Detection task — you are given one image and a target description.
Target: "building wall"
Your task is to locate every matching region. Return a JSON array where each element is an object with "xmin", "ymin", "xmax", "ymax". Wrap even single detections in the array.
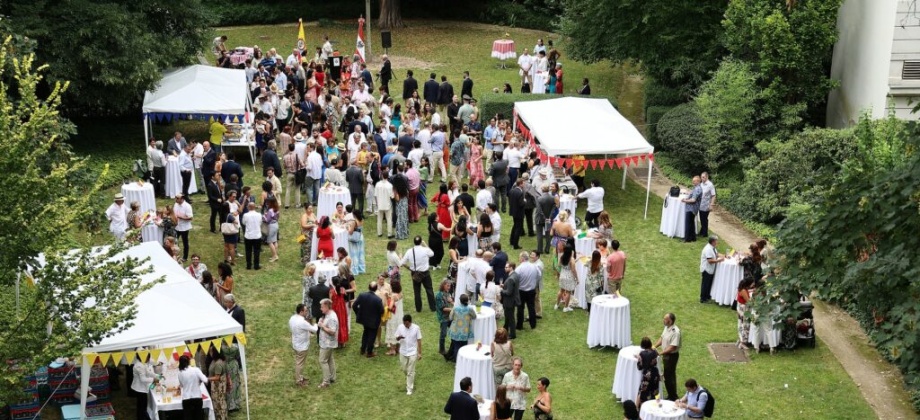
[
  {"xmin": 888, "ymin": 0, "xmax": 920, "ymax": 120},
  {"xmin": 827, "ymin": 0, "xmax": 898, "ymax": 128}
]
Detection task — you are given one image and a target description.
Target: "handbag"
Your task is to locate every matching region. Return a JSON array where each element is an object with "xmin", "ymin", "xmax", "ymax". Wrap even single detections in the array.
[
  {"xmin": 296, "ymin": 234, "xmax": 307, "ymax": 244},
  {"xmin": 410, "ymin": 248, "xmax": 425, "ymax": 283},
  {"xmin": 294, "ymin": 155, "xmax": 307, "ymax": 185},
  {"xmin": 260, "ymin": 221, "xmax": 269, "ymax": 238},
  {"xmin": 220, "ymin": 215, "xmax": 238, "ymax": 235}
]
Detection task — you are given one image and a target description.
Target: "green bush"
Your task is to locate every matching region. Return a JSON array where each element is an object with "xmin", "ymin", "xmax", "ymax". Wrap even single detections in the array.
[
  {"xmin": 694, "ymin": 59, "xmax": 759, "ymax": 176},
  {"xmin": 655, "ymin": 103, "xmax": 707, "ymax": 175},
  {"xmin": 479, "ymin": 93, "xmax": 618, "ymax": 124},
  {"xmin": 645, "ymin": 105, "xmax": 674, "ymax": 148},
  {"xmin": 643, "ymin": 77, "xmax": 685, "ymax": 115}
]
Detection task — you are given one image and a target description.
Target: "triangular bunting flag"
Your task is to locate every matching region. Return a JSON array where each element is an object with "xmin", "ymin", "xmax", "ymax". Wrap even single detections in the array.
[
  {"xmin": 151, "ymin": 348, "xmax": 163, "ymax": 362},
  {"xmin": 125, "ymin": 351, "xmax": 137, "ymax": 365},
  {"xmin": 631, "ymin": 156, "xmax": 640, "ymax": 165},
  {"xmin": 608, "ymin": 159, "xmax": 617, "ymax": 169},
  {"xmin": 648, "ymin": 153, "xmax": 655, "ymax": 161},
  {"xmin": 98, "ymin": 353, "xmax": 111, "ymax": 366},
  {"xmin": 111, "ymin": 352, "xmax": 124, "ymax": 365},
  {"xmin": 223, "ymin": 335, "xmax": 234, "ymax": 346},
  {"xmin": 137, "ymin": 350, "xmax": 150, "ymax": 363},
  {"xmin": 85, "ymin": 353, "xmax": 98, "ymax": 364},
  {"xmin": 188, "ymin": 343, "xmax": 200, "ymax": 356},
  {"xmin": 235, "ymin": 332, "xmax": 248, "ymax": 346},
  {"xmin": 564, "ymin": 158, "xmax": 573, "ymax": 167},
  {"xmin": 640, "ymin": 155, "xmax": 646, "ymax": 162},
  {"xmin": 212, "ymin": 338, "xmax": 223, "ymax": 352},
  {"xmin": 200, "ymin": 340, "xmax": 212, "ymax": 354},
  {"xmin": 590, "ymin": 160, "xmax": 598, "ymax": 170},
  {"xmin": 615, "ymin": 159, "xmax": 623, "ymax": 169}
]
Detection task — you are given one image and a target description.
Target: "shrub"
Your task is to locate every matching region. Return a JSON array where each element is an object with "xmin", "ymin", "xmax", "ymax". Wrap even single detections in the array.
[
  {"xmin": 694, "ymin": 59, "xmax": 759, "ymax": 176},
  {"xmin": 478, "ymin": 93, "xmax": 618, "ymax": 125},
  {"xmin": 655, "ymin": 103, "xmax": 707, "ymax": 175},
  {"xmin": 643, "ymin": 78, "xmax": 685, "ymax": 115},
  {"xmin": 645, "ymin": 105, "xmax": 674, "ymax": 148}
]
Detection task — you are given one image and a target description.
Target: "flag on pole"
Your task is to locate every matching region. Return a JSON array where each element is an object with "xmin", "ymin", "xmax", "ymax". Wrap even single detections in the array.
[
  {"xmin": 296, "ymin": 18, "xmax": 306, "ymax": 61},
  {"xmin": 356, "ymin": 15, "xmax": 366, "ymax": 63}
]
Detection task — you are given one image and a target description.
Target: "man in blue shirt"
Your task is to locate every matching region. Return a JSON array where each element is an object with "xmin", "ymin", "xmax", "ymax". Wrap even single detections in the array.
[
  {"xmin": 514, "ymin": 252, "xmax": 541, "ymax": 331},
  {"xmin": 429, "ymin": 125, "xmax": 447, "ymax": 182},
  {"xmin": 677, "ymin": 378, "xmax": 708, "ymax": 419},
  {"xmin": 482, "ymin": 118, "xmax": 497, "ymax": 172},
  {"xmin": 681, "ymin": 176, "xmax": 702, "ymax": 242}
]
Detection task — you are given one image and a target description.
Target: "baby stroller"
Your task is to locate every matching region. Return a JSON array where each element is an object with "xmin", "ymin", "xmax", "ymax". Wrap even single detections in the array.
[{"xmin": 782, "ymin": 297, "xmax": 816, "ymax": 349}]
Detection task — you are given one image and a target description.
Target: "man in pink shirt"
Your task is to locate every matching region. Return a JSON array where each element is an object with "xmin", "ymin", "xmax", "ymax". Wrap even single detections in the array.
[
  {"xmin": 405, "ymin": 160, "xmax": 421, "ymax": 223},
  {"xmin": 605, "ymin": 240, "xmax": 626, "ymax": 293}
]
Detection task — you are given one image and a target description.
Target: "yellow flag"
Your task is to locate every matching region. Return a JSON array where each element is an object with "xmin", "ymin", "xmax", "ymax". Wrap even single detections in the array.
[
  {"xmin": 200, "ymin": 340, "xmax": 212, "ymax": 354},
  {"xmin": 84, "ymin": 353, "xmax": 98, "ymax": 364},
  {"xmin": 296, "ymin": 18, "xmax": 306, "ymax": 52},
  {"xmin": 223, "ymin": 335, "xmax": 234, "ymax": 346},
  {"xmin": 98, "ymin": 353, "xmax": 111, "ymax": 367},
  {"xmin": 188, "ymin": 343, "xmax": 200, "ymax": 356},
  {"xmin": 151, "ymin": 348, "xmax": 164, "ymax": 363},
  {"xmin": 111, "ymin": 352, "xmax": 124, "ymax": 365},
  {"xmin": 137, "ymin": 350, "xmax": 150, "ymax": 362},
  {"xmin": 125, "ymin": 351, "xmax": 137, "ymax": 364},
  {"xmin": 212, "ymin": 338, "xmax": 223, "ymax": 352},
  {"xmin": 235, "ymin": 333, "xmax": 247, "ymax": 346}
]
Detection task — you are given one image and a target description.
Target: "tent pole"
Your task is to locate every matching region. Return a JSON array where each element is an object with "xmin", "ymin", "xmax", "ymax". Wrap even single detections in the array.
[
  {"xmin": 621, "ymin": 154, "xmax": 628, "ymax": 190},
  {"xmin": 644, "ymin": 158, "xmax": 653, "ymax": 219},
  {"xmin": 80, "ymin": 353, "xmax": 90, "ymax": 420},
  {"xmin": 143, "ymin": 115, "xmax": 150, "ymax": 147},
  {"xmin": 240, "ymin": 343, "xmax": 252, "ymax": 420}
]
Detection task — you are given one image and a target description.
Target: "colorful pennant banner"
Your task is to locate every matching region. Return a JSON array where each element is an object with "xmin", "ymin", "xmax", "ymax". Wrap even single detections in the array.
[
  {"xmin": 83, "ymin": 333, "xmax": 246, "ymax": 365},
  {"xmin": 514, "ymin": 119, "xmax": 654, "ymax": 170}
]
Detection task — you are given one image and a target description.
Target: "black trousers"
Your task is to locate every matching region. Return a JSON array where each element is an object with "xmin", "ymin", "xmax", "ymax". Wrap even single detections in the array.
[
  {"xmin": 361, "ymin": 326, "xmax": 378, "ymax": 354},
  {"xmin": 572, "ymin": 175, "xmax": 585, "ymax": 192},
  {"xmin": 700, "ymin": 271, "xmax": 714, "ymax": 303},
  {"xmin": 516, "ymin": 289, "xmax": 537, "ymax": 330},
  {"xmin": 445, "ymin": 339, "xmax": 466, "ymax": 362},
  {"xmin": 350, "ymin": 192, "xmax": 365, "ymax": 213},
  {"xmin": 662, "ymin": 353, "xmax": 680, "ymax": 401},
  {"xmin": 136, "ymin": 391, "xmax": 149, "ymax": 420},
  {"xmin": 245, "ymin": 238, "xmax": 262, "ymax": 269},
  {"xmin": 503, "ymin": 303, "xmax": 517, "ymax": 339},
  {"xmin": 507, "ymin": 168, "xmax": 519, "ymax": 195},
  {"xmin": 152, "ymin": 166, "xmax": 166, "ymax": 197},
  {"xmin": 412, "ymin": 270, "xmax": 437, "ymax": 312},
  {"xmin": 536, "ymin": 223, "xmax": 551, "ymax": 254},
  {"xmin": 209, "ymin": 206, "xmax": 221, "ymax": 232},
  {"xmin": 176, "ymin": 230, "xmax": 190, "ymax": 260},
  {"xmin": 684, "ymin": 211, "xmax": 697, "ymax": 242},
  {"xmin": 181, "ymin": 170, "xmax": 192, "ymax": 199},
  {"xmin": 182, "ymin": 397, "xmax": 204, "ymax": 420},
  {"xmin": 524, "ymin": 208, "xmax": 535, "ymax": 235},
  {"xmin": 585, "ymin": 210, "xmax": 601, "ymax": 228},
  {"xmin": 495, "ymin": 186, "xmax": 508, "ymax": 212},
  {"xmin": 510, "ymin": 215, "xmax": 524, "ymax": 247},
  {"xmin": 698, "ymin": 210, "xmax": 710, "ymax": 237}
]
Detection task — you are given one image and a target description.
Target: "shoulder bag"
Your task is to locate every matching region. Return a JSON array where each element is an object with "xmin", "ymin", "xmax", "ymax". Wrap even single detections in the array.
[{"xmin": 220, "ymin": 214, "xmax": 239, "ymax": 235}]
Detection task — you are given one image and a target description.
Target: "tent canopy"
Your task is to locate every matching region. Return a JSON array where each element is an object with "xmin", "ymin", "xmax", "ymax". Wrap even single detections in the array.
[
  {"xmin": 142, "ymin": 65, "xmax": 249, "ymax": 119},
  {"xmin": 514, "ymin": 97, "xmax": 654, "ymax": 156}
]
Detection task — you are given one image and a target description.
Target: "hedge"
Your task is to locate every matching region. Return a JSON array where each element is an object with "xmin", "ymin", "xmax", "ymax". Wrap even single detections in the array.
[
  {"xmin": 655, "ymin": 103, "xmax": 708, "ymax": 175},
  {"xmin": 644, "ymin": 105, "xmax": 674, "ymax": 148},
  {"xmin": 478, "ymin": 93, "xmax": 619, "ymax": 124}
]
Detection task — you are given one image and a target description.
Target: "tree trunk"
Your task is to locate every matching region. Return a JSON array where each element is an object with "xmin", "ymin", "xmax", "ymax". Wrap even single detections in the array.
[{"xmin": 379, "ymin": 0, "xmax": 405, "ymax": 29}]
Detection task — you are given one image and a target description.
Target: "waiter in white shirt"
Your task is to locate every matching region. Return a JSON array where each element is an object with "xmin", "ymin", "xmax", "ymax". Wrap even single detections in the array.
[
  {"xmin": 576, "ymin": 179, "xmax": 605, "ymax": 228},
  {"xmin": 105, "ymin": 193, "xmax": 129, "ymax": 242},
  {"xmin": 290, "ymin": 303, "xmax": 319, "ymax": 386},
  {"xmin": 401, "ymin": 236, "xmax": 436, "ymax": 312}
]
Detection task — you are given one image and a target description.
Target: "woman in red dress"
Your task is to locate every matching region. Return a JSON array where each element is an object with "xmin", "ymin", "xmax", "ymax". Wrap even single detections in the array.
[
  {"xmin": 315, "ymin": 216, "xmax": 335, "ymax": 259},
  {"xmin": 434, "ymin": 183, "xmax": 453, "ymax": 240},
  {"xmin": 330, "ymin": 276, "xmax": 350, "ymax": 346},
  {"xmin": 554, "ymin": 63, "xmax": 564, "ymax": 94}
]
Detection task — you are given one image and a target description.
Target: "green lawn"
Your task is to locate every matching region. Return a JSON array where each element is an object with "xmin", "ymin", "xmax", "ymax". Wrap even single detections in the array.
[{"xmin": 64, "ymin": 21, "xmax": 874, "ymax": 420}]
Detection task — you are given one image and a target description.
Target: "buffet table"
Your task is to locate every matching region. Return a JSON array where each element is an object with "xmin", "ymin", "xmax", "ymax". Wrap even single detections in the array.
[{"xmin": 148, "ymin": 383, "xmax": 215, "ymax": 420}]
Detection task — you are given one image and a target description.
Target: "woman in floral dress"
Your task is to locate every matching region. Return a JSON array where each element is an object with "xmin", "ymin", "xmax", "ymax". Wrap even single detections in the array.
[
  {"xmin": 394, "ymin": 185, "xmax": 410, "ymax": 240},
  {"xmin": 555, "ymin": 239, "xmax": 578, "ymax": 312},
  {"xmin": 347, "ymin": 211, "xmax": 366, "ymax": 275},
  {"xmin": 445, "ymin": 293, "xmax": 477, "ymax": 362},
  {"xmin": 302, "ymin": 263, "xmax": 318, "ymax": 319},
  {"xmin": 223, "ymin": 346, "xmax": 242, "ymax": 411},
  {"xmin": 300, "ymin": 204, "xmax": 317, "ymax": 265},
  {"xmin": 585, "ymin": 250, "xmax": 604, "ymax": 312},
  {"xmin": 386, "ymin": 241, "xmax": 402, "ymax": 284},
  {"xmin": 469, "ymin": 138, "xmax": 484, "ymax": 186},
  {"xmin": 207, "ymin": 349, "xmax": 228, "ymax": 420}
]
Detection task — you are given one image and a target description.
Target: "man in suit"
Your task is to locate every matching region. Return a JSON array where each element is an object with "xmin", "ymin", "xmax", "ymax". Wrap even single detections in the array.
[
  {"xmin": 461, "ymin": 71, "xmax": 474, "ymax": 99},
  {"xmin": 508, "ymin": 179, "xmax": 526, "ymax": 250},
  {"xmin": 206, "ymin": 172, "xmax": 223, "ymax": 233},
  {"xmin": 224, "ymin": 294, "xmax": 246, "ymax": 332},
  {"xmin": 444, "ymin": 377, "xmax": 479, "ymax": 420},
  {"xmin": 489, "ymin": 152, "xmax": 509, "ymax": 212},
  {"xmin": 201, "ymin": 141, "xmax": 217, "ymax": 182},
  {"xmin": 345, "ymin": 161, "xmax": 365, "ymax": 213},
  {"xmin": 379, "ymin": 54, "xmax": 392, "ymax": 94},
  {"xmin": 535, "ymin": 185, "xmax": 557, "ymax": 254},
  {"xmin": 438, "ymin": 76, "xmax": 454, "ymax": 113},
  {"xmin": 220, "ymin": 151, "xmax": 244, "ymax": 186},
  {"xmin": 261, "ymin": 140, "xmax": 282, "ymax": 178},
  {"xmin": 501, "ymin": 263, "xmax": 521, "ymax": 339},
  {"xmin": 353, "ymin": 281, "xmax": 384, "ymax": 357},
  {"xmin": 402, "ymin": 70, "xmax": 418, "ymax": 101},
  {"xmin": 423, "ymin": 72, "xmax": 439, "ymax": 105},
  {"xmin": 490, "ymin": 242, "xmax": 509, "ymax": 284}
]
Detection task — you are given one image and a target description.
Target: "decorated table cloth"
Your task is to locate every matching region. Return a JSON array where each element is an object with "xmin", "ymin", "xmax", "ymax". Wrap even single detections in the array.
[
  {"xmin": 491, "ymin": 40, "xmax": 517, "ymax": 60},
  {"xmin": 148, "ymin": 383, "xmax": 215, "ymax": 420},
  {"xmin": 317, "ymin": 186, "xmax": 352, "ymax": 218},
  {"xmin": 311, "ymin": 259, "xmax": 340, "ymax": 286},
  {"xmin": 121, "ymin": 182, "xmax": 161, "ymax": 243},
  {"xmin": 640, "ymin": 399, "xmax": 688, "ymax": 420},
  {"xmin": 310, "ymin": 224, "xmax": 348, "ymax": 261},
  {"xmin": 586, "ymin": 295, "xmax": 632, "ymax": 348},
  {"xmin": 469, "ymin": 306, "xmax": 497, "ymax": 347},
  {"xmin": 453, "ymin": 344, "xmax": 496, "ymax": 400},
  {"xmin": 659, "ymin": 195, "xmax": 687, "ymax": 238},
  {"xmin": 575, "ymin": 257, "xmax": 608, "ymax": 310},
  {"xmin": 611, "ymin": 345, "xmax": 642, "ymax": 402},
  {"xmin": 710, "ymin": 257, "xmax": 744, "ymax": 306},
  {"xmin": 165, "ymin": 156, "xmax": 199, "ymax": 198}
]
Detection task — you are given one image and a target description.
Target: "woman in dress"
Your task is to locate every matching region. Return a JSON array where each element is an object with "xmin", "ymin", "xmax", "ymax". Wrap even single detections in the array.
[
  {"xmin": 532, "ymin": 377, "xmax": 553, "ymax": 420},
  {"xmin": 374, "ymin": 271, "xmax": 394, "ymax": 349},
  {"xmin": 347, "ymin": 211, "xmax": 366, "ymax": 275},
  {"xmin": 263, "ymin": 196, "xmax": 281, "ymax": 262},
  {"xmin": 177, "ymin": 355, "xmax": 208, "ymax": 420},
  {"xmin": 386, "ymin": 240, "xmax": 402, "ymax": 284},
  {"xmin": 428, "ymin": 213, "xmax": 450, "ymax": 270},
  {"xmin": 220, "ymin": 201, "xmax": 239, "ymax": 265},
  {"xmin": 315, "ymin": 216, "xmax": 335, "ymax": 259},
  {"xmin": 434, "ymin": 183, "xmax": 453, "ymax": 240},
  {"xmin": 447, "ymin": 237, "xmax": 462, "ymax": 284},
  {"xmin": 330, "ymin": 275, "xmax": 350, "ymax": 346},
  {"xmin": 491, "ymin": 328, "xmax": 514, "ymax": 388},
  {"xmin": 391, "ymin": 103, "xmax": 403, "ymax": 133},
  {"xmin": 300, "ymin": 204, "xmax": 317, "ymax": 265},
  {"xmin": 477, "ymin": 213, "xmax": 494, "ymax": 252},
  {"xmin": 453, "ymin": 214, "xmax": 474, "ymax": 259},
  {"xmin": 635, "ymin": 336, "xmax": 660, "ymax": 409},
  {"xmin": 585, "ymin": 250, "xmax": 604, "ymax": 312},
  {"xmin": 550, "ymin": 210, "xmax": 575, "ymax": 258},
  {"xmin": 469, "ymin": 137, "xmax": 484, "ymax": 186},
  {"xmin": 481, "ymin": 271, "xmax": 502, "ymax": 308},
  {"xmin": 160, "ymin": 204, "xmax": 178, "ymax": 244},
  {"xmin": 554, "ymin": 63, "xmax": 564, "ymax": 94},
  {"xmin": 555, "ymin": 238, "xmax": 578, "ymax": 312},
  {"xmin": 302, "ymin": 263, "xmax": 318, "ymax": 319},
  {"xmin": 200, "ymin": 270, "xmax": 217, "ymax": 302},
  {"xmin": 591, "ymin": 210, "xmax": 614, "ymax": 242},
  {"xmin": 447, "ymin": 179, "xmax": 461, "ymax": 203},
  {"xmin": 215, "ymin": 262, "xmax": 234, "ymax": 304},
  {"xmin": 385, "ymin": 279, "xmax": 405, "ymax": 356},
  {"xmin": 492, "ymin": 385, "xmax": 513, "ymax": 420},
  {"xmin": 737, "ymin": 277, "xmax": 754, "ymax": 350},
  {"xmin": 418, "ymin": 157, "xmax": 431, "ymax": 217},
  {"xmin": 394, "ymin": 173, "xmax": 410, "ymax": 240},
  {"xmin": 444, "ymin": 293, "xmax": 477, "ymax": 362},
  {"xmin": 207, "ymin": 350, "xmax": 228, "ymax": 420},
  {"xmin": 742, "ymin": 243, "xmax": 765, "ymax": 287},
  {"xmin": 126, "ymin": 201, "xmax": 142, "ymax": 243},
  {"xmin": 222, "ymin": 345, "xmax": 241, "ymax": 411}
]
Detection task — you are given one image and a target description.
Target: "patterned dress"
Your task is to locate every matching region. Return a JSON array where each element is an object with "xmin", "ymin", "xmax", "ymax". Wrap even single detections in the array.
[
  {"xmin": 469, "ymin": 144, "xmax": 484, "ymax": 186},
  {"xmin": 300, "ymin": 215, "xmax": 316, "ymax": 265},
  {"xmin": 209, "ymin": 359, "xmax": 228, "ymax": 420},
  {"xmin": 395, "ymin": 197, "xmax": 409, "ymax": 239},
  {"xmin": 585, "ymin": 267, "xmax": 604, "ymax": 303},
  {"xmin": 349, "ymin": 222, "xmax": 366, "ymax": 275},
  {"xmin": 449, "ymin": 305, "xmax": 476, "ymax": 342},
  {"xmin": 302, "ymin": 274, "xmax": 318, "ymax": 320},
  {"xmin": 559, "ymin": 262, "xmax": 577, "ymax": 292},
  {"xmin": 223, "ymin": 346, "xmax": 242, "ymax": 411}
]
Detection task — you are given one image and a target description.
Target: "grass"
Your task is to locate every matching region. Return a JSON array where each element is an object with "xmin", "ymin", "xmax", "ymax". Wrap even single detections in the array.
[{"xmin": 59, "ymin": 21, "xmax": 873, "ymax": 420}]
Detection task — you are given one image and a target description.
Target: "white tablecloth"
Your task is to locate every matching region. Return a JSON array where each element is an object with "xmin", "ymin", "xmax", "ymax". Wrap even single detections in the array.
[
  {"xmin": 164, "ymin": 157, "xmax": 199, "ymax": 198},
  {"xmin": 659, "ymin": 195, "xmax": 687, "ymax": 238},
  {"xmin": 454, "ymin": 344, "xmax": 495, "ymax": 400},
  {"xmin": 469, "ymin": 306, "xmax": 496, "ymax": 347},
  {"xmin": 468, "ymin": 224, "xmax": 479, "ymax": 256},
  {"xmin": 310, "ymin": 225, "xmax": 348, "ymax": 261},
  {"xmin": 611, "ymin": 345, "xmax": 642, "ymax": 401},
  {"xmin": 317, "ymin": 186, "xmax": 351, "ymax": 218},
  {"xmin": 121, "ymin": 183, "xmax": 161, "ymax": 243},
  {"xmin": 587, "ymin": 295, "xmax": 632, "ymax": 348},
  {"xmin": 575, "ymin": 233, "xmax": 596, "ymax": 257},
  {"xmin": 640, "ymin": 400, "xmax": 688, "ymax": 420},
  {"xmin": 310, "ymin": 259, "xmax": 340, "ymax": 286},
  {"xmin": 711, "ymin": 258, "xmax": 744, "ymax": 306},
  {"xmin": 477, "ymin": 399, "xmax": 493, "ymax": 420},
  {"xmin": 574, "ymin": 258, "xmax": 608, "ymax": 310},
  {"xmin": 559, "ymin": 195, "xmax": 577, "ymax": 227},
  {"xmin": 148, "ymin": 383, "xmax": 215, "ymax": 420},
  {"xmin": 750, "ymin": 308, "xmax": 782, "ymax": 350}
]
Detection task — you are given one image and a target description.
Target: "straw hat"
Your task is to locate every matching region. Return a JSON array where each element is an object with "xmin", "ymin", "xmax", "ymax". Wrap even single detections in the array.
[{"xmin": 114, "ymin": 193, "xmax": 125, "ymax": 201}]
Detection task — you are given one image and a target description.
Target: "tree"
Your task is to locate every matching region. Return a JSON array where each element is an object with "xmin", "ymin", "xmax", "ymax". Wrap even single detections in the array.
[
  {"xmin": 379, "ymin": 0, "xmax": 405, "ymax": 29},
  {"xmin": 0, "ymin": 35, "xmax": 155, "ymax": 402},
  {"xmin": 2, "ymin": 0, "xmax": 213, "ymax": 116},
  {"xmin": 561, "ymin": 0, "xmax": 727, "ymax": 96},
  {"xmin": 695, "ymin": 59, "xmax": 761, "ymax": 176}
]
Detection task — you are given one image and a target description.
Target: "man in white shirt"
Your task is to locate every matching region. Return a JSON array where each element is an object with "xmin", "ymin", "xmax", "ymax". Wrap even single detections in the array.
[
  {"xmin": 178, "ymin": 144, "xmax": 195, "ymax": 202},
  {"xmin": 241, "ymin": 202, "xmax": 263, "ymax": 270},
  {"xmin": 375, "ymin": 171, "xmax": 395, "ymax": 238},
  {"xmin": 286, "ymin": 48, "xmax": 300, "ymax": 67},
  {"xmin": 401, "ymin": 236, "xmax": 436, "ymax": 312},
  {"xmin": 503, "ymin": 144, "xmax": 523, "ymax": 194},
  {"xmin": 147, "ymin": 139, "xmax": 167, "ymax": 197},
  {"xmin": 475, "ymin": 180, "xmax": 493, "ymax": 217},
  {"xmin": 317, "ymin": 298, "xmax": 339, "ymax": 387},
  {"xmin": 698, "ymin": 172, "xmax": 717, "ymax": 237},
  {"xmin": 576, "ymin": 179, "xmax": 605, "ymax": 228},
  {"xmin": 408, "ymin": 140, "xmax": 425, "ymax": 169},
  {"xmin": 347, "ymin": 127, "xmax": 366, "ymax": 164},
  {"xmin": 305, "ymin": 143, "xmax": 324, "ymax": 205},
  {"xmin": 395, "ymin": 314, "xmax": 423, "ymax": 395},
  {"xmin": 487, "ymin": 203, "xmax": 502, "ymax": 244},
  {"xmin": 416, "ymin": 123, "xmax": 432, "ymax": 158},
  {"xmin": 517, "ymin": 49, "xmax": 533, "ymax": 87},
  {"xmin": 321, "ymin": 35, "xmax": 334, "ymax": 60},
  {"xmin": 699, "ymin": 235, "xmax": 723, "ymax": 304},
  {"xmin": 173, "ymin": 193, "xmax": 193, "ymax": 261},
  {"xmin": 105, "ymin": 193, "xmax": 129, "ymax": 242},
  {"xmin": 290, "ymin": 303, "xmax": 319, "ymax": 387}
]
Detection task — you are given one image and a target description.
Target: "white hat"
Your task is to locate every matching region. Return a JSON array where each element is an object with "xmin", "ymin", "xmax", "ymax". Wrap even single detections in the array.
[
  {"xmin": 539, "ymin": 167, "xmax": 550, "ymax": 177},
  {"xmin": 294, "ymin": 133, "xmax": 304, "ymax": 141}
]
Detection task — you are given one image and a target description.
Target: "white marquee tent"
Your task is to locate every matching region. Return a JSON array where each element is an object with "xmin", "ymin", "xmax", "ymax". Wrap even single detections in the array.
[
  {"xmin": 141, "ymin": 65, "xmax": 252, "ymax": 146},
  {"xmin": 513, "ymin": 97, "xmax": 656, "ymax": 218},
  {"xmin": 28, "ymin": 242, "xmax": 250, "ymax": 420}
]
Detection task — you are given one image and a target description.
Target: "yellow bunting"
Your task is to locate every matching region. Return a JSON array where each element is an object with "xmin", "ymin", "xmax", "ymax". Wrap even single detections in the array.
[
  {"xmin": 98, "ymin": 353, "xmax": 111, "ymax": 367},
  {"xmin": 84, "ymin": 353, "xmax": 98, "ymax": 364},
  {"xmin": 223, "ymin": 335, "xmax": 234, "ymax": 346},
  {"xmin": 111, "ymin": 352, "xmax": 124, "ymax": 365},
  {"xmin": 151, "ymin": 348, "xmax": 163, "ymax": 362},
  {"xmin": 235, "ymin": 333, "xmax": 247, "ymax": 346},
  {"xmin": 211, "ymin": 338, "xmax": 223, "ymax": 352},
  {"xmin": 137, "ymin": 350, "xmax": 150, "ymax": 362},
  {"xmin": 200, "ymin": 340, "xmax": 212, "ymax": 354},
  {"xmin": 125, "ymin": 351, "xmax": 137, "ymax": 364},
  {"xmin": 188, "ymin": 343, "xmax": 200, "ymax": 356}
]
